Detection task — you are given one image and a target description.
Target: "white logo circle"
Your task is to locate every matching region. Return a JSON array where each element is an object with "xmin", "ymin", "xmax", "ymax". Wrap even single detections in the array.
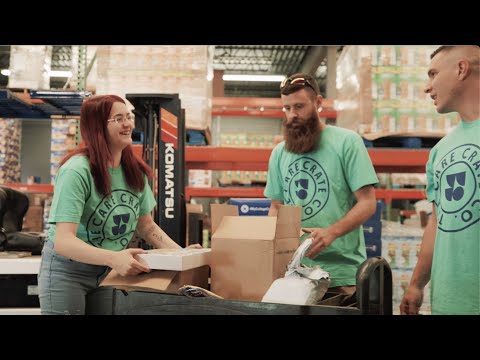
[{"xmin": 240, "ymin": 204, "xmax": 249, "ymax": 213}]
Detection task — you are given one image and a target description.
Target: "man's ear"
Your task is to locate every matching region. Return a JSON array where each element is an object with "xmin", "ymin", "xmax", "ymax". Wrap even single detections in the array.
[
  {"xmin": 458, "ymin": 59, "xmax": 470, "ymax": 80},
  {"xmin": 316, "ymin": 95, "xmax": 323, "ymax": 111}
]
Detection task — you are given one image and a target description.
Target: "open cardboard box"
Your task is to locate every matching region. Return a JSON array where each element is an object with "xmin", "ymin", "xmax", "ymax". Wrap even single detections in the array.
[
  {"xmin": 210, "ymin": 204, "xmax": 302, "ymax": 301},
  {"xmin": 99, "ymin": 265, "xmax": 210, "ymax": 294}
]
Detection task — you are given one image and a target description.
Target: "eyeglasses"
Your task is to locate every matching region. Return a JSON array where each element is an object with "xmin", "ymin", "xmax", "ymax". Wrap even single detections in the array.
[
  {"xmin": 107, "ymin": 113, "xmax": 135, "ymax": 125},
  {"xmin": 280, "ymin": 77, "xmax": 317, "ymax": 94}
]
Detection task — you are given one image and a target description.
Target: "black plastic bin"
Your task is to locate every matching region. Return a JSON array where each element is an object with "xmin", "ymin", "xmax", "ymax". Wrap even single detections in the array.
[{"xmin": 86, "ymin": 257, "xmax": 392, "ymax": 315}]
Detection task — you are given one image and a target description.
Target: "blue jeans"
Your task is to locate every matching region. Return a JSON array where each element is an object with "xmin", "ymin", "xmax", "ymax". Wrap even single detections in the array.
[{"xmin": 38, "ymin": 240, "xmax": 110, "ymax": 315}]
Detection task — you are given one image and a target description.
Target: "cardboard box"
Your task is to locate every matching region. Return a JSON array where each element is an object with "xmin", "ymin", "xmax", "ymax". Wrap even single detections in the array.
[
  {"xmin": 210, "ymin": 204, "xmax": 301, "ymax": 301},
  {"xmin": 99, "ymin": 265, "xmax": 209, "ymax": 294},
  {"xmin": 188, "ymin": 170, "xmax": 212, "ymax": 188},
  {"xmin": 137, "ymin": 248, "xmax": 211, "ymax": 271},
  {"xmin": 23, "ymin": 205, "xmax": 44, "ymax": 232}
]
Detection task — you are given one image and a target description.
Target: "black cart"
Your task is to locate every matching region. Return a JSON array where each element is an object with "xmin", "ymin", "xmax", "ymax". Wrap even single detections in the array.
[{"xmin": 86, "ymin": 257, "xmax": 392, "ymax": 315}]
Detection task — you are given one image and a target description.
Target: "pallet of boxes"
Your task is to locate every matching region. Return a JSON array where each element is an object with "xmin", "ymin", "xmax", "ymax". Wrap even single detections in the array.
[{"xmin": 336, "ymin": 45, "xmax": 460, "ymax": 142}]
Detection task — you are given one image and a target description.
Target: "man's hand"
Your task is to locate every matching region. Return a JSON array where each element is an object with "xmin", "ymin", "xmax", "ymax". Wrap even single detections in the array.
[
  {"xmin": 301, "ymin": 227, "xmax": 336, "ymax": 258},
  {"xmin": 400, "ymin": 285, "xmax": 424, "ymax": 315},
  {"xmin": 110, "ymin": 248, "xmax": 151, "ymax": 276}
]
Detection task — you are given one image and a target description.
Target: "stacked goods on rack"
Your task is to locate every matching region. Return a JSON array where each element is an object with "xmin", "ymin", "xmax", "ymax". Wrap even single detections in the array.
[
  {"xmin": 23, "ymin": 193, "xmax": 50, "ymax": 233},
  {"xmin": 188, "ymin": 170, "xmax": 212, "ymax": 188},
  {"xmin": 50, "ymin": 119, "xmax": 78, "ymax": 184},
  {"xmin": 8, "ymin": 46, "xmax": 51, "ymax": 90},
  {"xmin": 0, "ymin": 119, "xmax": 22, "ymax": 183},
  {"xmin": 217, "ymin": 132, "xmax": 270, "ymax": 186},
  {"xmin": 96, "ymin": 46, "xmax": 212, "ymax": 131},
  {"xmin": 336, "ymin": 46, "xmax": 460, "ymax": 141},
  {"xmin": 381, "ymin": 220, "xmax": 431, "ymax": 315}
]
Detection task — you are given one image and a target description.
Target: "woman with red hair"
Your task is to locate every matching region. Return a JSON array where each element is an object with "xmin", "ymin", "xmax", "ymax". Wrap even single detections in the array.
[{"xmin": 38, "ymin": 95, "xmax": 201, "ymax": 315}]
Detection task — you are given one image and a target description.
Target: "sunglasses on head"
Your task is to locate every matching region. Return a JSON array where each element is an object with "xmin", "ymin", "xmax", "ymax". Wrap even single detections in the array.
[{"xmin": 280, "ymin": 77, "xmax": 317, "ymax": 94}]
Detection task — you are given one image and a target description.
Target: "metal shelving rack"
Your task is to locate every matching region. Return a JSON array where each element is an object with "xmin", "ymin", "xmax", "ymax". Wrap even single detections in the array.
[
  {"xmin": 182, "ymin": 146, "xmax": 429, "ymax": 202},
  {"xmin": 1, "ymin": 95, "xmax": 429, "ymax": 206}
]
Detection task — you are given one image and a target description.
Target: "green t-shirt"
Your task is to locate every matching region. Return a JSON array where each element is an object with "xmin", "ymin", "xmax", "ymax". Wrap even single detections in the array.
[
  {"xmin": 48, "ymin": 155, "xmax": 156, "ymax": 251},
  {"xmin": 264, "ymin": 125, "xmax": 379, "ymax": 287},
  {"xmin": 426, "ymin": 119, "xmax": 480, "ymax": 315}
]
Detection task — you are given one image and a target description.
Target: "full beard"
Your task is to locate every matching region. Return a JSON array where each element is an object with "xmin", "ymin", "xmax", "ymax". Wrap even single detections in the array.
[{"xmin": 283, "ymin": 113, "xmax": 322, "ymax": 154}]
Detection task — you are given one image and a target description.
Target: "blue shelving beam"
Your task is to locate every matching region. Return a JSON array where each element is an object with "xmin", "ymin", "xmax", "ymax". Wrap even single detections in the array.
[
  {"xmin": 0, "ymin": 89, "xmax": 90, "ymax": 119},
  {"xmin": 30, "ymin": 90, "xmax": 90, "ymax": 117},
  {"xmin": 0, "ymin": 89, "xmax": 45, "ymax": 118}
]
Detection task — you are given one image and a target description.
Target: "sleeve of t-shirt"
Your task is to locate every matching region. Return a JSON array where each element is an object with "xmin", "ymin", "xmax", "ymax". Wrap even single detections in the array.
[
  {"xmin": 264, "ymin": 145, "xmax": 285, "ymax": 201},
  {"xmin": 343, "ymin": 133, "xmax": 379, "ymax": 192},
  {"xmin": 139, "ymin": 176, "xmax": 157, "ymax": 216},
  {"xmin": 49, "ymin": 167, "xmax": 90, "ymax": 224},
  {"xmin": 426, "ymin": 147, "xmax": 436, "ymax": 203}
]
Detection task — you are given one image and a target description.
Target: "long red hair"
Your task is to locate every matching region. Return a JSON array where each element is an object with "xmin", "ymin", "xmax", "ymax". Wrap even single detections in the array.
[{"xmin": 60, "ymin": 95, "xmax": 152, "ymax": 196}]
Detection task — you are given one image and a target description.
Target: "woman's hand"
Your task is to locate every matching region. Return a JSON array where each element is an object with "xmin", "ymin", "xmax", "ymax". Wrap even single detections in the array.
[
  {"xmin": 185, "ymin": 244, "xmax": 203, "ymax": 250},
  {"xmin": 110, "ymin": 248, "xmax": 151, "ymax": 276}
]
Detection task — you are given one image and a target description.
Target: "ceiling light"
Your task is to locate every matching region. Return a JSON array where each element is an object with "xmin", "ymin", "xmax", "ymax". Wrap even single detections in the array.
[
  {"xmin": 1, "ymin": 69, "xmax": 11, "ymax": 76},
  {"xmin": 48, "ymin": 70, "xmax": 73, "ymax": 77},
  {"xmin": 223, "ymin": 74, "xmax": 286, "ymax": 82}
]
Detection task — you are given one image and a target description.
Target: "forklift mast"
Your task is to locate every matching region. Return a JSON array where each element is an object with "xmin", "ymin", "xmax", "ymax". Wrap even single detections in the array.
[{"xmin": 126, "ymin": 94, "xmax": 186, "ymax": 247}]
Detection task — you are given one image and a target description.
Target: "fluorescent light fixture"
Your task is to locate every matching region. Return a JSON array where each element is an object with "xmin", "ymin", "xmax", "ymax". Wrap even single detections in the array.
[
  {"xmin": 48, "ymin": 70, "xmax": 73, "ymax": 77},
  {"xmin": 223, "ymin": 74, "xmax": 286, "ymax": 82},
  {"xmin": 1, "ymin": 69, "xmax": 73, "ymax": 77}
]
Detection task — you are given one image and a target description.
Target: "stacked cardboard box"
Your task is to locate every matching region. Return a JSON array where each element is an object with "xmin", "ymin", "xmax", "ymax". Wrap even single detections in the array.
[
  {"xmin": 336, "ymin": 46, "xmax": 460, "ymax": 140},
  {"xmin": 7, "ymin": 46, "xmax": 51, "ymax": 90},
  {"xmin": 217, "ymin": 132, "xmax": 272, "ymax": 186},
  {"xmin": 95, "ymin": 46, "xmax": 212, "ymax": 131},
  {"xmin": 22, "ymin": 205, "xmax": 44, "ymax": 232},
  {"xmin": 0, "ymin": 119, "xmax": 22, "ymax": 183},
  {"xmin": 218, "ymin": 170, "xmax": 267, "ymax": 186},
  {"xmin": 50, "ymin": 119, "xmax": 78, "ymax": 183},
  {"xmin": 219, "ymin": 132, "xmax": 275, "ymax": 148},
  {"xmin": 188, "ymin": 170, "xmax": 212, "ymax": 188}
]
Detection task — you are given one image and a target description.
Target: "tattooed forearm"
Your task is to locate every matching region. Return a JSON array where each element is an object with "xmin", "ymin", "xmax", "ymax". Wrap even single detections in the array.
[
  {"xmin": 143, "ymin": 224, "xmax": 167, "ymax": 247},
  {"xmin": 140, "ymin": 222, "xmax": 181, "ymax": 249}
]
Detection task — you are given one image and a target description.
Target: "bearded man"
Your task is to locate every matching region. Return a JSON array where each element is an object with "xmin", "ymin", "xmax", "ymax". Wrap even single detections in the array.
[{"xmin": 264, "ymin": 73, "xmax": 378, "ymax": 296}]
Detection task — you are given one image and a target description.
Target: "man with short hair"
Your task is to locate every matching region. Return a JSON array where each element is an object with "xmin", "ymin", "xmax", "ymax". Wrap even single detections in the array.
[
  {"xmin": 264, "ymin": 73, "xmax": 378, "ymax": 295},
  {"xmin": 400, "ymin": 46, "xmax": 480, "ymax": 315}
]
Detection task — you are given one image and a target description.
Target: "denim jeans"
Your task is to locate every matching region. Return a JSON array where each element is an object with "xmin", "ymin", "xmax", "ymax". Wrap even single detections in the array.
[{"xmin": 38, "ymin": 240, "xmax": 110, "ymax": 315}]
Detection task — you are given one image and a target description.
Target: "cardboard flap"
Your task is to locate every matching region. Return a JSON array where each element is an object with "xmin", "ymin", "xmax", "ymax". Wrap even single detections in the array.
[
  {"xmin": 275, "ymin": 206, "xmax": 302, "ymax": 238},
  {"xmin": 213, "ymin": 216, "xmax": 277, "ymax": 240},
  {"xmin": 211, "ymin": 204, "xmax": 238, "ymax": 234},
  {"xmin": 100, "ymin": 269, "xmax": 177, "ymax": 291}
]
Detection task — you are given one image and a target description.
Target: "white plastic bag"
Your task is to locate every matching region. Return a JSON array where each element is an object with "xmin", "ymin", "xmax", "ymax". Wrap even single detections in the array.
[{"xmin": 261, "ymin": 238, "xmax": 331, "ymax": 306}]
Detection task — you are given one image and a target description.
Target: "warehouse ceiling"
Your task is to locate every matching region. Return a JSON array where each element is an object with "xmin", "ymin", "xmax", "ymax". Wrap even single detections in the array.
[
  {"xmin": 0, "ymin": 45, "xmax": 342, "ymax": 98},
  {"xmin": 213, "ymin": 45, "xmax": 339, "ymax": 98}
]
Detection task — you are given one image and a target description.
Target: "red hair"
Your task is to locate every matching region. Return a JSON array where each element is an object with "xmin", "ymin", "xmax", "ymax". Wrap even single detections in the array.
[{"xmin": 60, "ymin": 95, "xmax": 152, "ymax": 196}]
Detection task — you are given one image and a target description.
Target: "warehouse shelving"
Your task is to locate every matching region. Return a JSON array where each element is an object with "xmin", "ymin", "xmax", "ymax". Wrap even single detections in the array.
[
  {"xmin": 1, "ymin": 183, "xmax": 54, "ymax": 194},
  {"xmin": 183, "ymin": 146, "xmax": 429, "ymax": 202},
  {"xmin": 212, "ymin": 97, "xmax": 337, "ymax": 118},
  {"xmin": 2, "ymin": 146, "xmax": 430, "ymax": 203},
  {"xmin": 1, "ymin": 94, "xmax": 429, "ymax": 205}
]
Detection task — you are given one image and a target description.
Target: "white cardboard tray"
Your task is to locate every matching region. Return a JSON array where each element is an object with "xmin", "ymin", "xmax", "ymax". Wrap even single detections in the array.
[{"xmin": 136, "ymin": 248, "xmax": 211, "ymax": 271}]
